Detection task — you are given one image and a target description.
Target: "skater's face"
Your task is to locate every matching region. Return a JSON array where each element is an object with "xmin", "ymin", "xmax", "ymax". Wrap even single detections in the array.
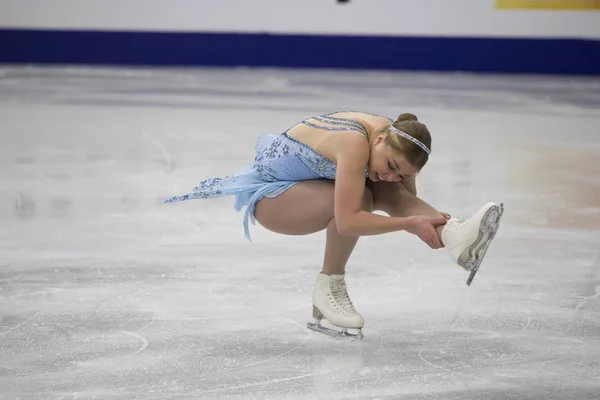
[{"xmin": 368, "ymin": 134, "xmax": 418, "ymax": 183}]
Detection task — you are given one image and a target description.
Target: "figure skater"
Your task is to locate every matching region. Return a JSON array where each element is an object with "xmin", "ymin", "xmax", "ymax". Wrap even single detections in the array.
[{"xmin": 165, "ymin": 111, "xmax": 503, "ymax": 339}]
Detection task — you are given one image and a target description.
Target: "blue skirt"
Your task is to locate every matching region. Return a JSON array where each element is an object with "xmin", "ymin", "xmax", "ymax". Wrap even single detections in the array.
[
  {"xmin": 166, "ymin": 165, "xmax": 299, "ymax": 241},
  {"xmin": 165, "ymin": 133, "xmax": 308, "ymax": 241}
]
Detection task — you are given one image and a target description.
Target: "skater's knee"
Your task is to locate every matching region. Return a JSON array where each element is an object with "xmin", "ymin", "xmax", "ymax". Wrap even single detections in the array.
[{"xmin": 371, "ymin": 182, "xmax": 417, "ymax": 214}]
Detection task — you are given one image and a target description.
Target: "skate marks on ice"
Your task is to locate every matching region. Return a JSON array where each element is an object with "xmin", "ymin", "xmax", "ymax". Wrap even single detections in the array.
[
  {"xmin": 0, "ymin": 310, "xmax": 40, "ymax": 337},
  {"xmin": 573, "ymin": 248, "xmax": 600, "ymax": 314},
  {"xmin": 148, "ymin": 330, "xmax": 599, "ymax": 400},
  {"xmin": 116, "ymin": 310, "xmax": 156, "ymax": 362},
  {"xmin": 0, "ymin": 311, "xmax": 40, "ymax": 376},
  {"xmin": 142, "ymin": 131, "xmax": 174, "ymax": 175},
  {"xmin": 6, "ymin": 260, "xmax": 596, "ymax": 399},
  {"xmin": 0, "ymin": 67, "xmax": 600, "ymax": 399}
]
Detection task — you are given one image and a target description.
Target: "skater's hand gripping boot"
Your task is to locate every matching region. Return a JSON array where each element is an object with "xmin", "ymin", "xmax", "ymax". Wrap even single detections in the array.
[{"xmin": 406, "ymin": 215, "xmax": 448, "ymax": 249}]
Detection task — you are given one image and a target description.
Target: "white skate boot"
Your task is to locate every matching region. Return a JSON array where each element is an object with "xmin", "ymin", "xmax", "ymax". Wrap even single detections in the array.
[
  {"xmin": 441, "ymin": 202, "xmax": 504, "ymax": 286},
  {"xmin": 307, "ymin": 273, "xmax": 364, "ymax": 339}
]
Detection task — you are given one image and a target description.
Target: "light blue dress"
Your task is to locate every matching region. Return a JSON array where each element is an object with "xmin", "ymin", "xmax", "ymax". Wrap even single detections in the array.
[{"xmin": 165, "ymin": 111, "xmax": 392, "ymax": 240}]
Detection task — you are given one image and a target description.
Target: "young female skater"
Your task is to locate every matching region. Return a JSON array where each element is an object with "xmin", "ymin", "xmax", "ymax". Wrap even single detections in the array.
[{"xmin": 165, "ymin": 111, "xmax": 503, "ymax": 339}]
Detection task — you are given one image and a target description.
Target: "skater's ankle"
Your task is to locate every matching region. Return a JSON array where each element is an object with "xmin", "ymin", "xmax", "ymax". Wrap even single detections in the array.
[{"xmin": 320, "ymin": 269, "xmax": 345, "ymax": 276}]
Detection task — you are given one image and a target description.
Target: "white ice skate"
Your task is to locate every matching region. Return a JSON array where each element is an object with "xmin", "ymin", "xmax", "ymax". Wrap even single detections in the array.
[
  {"xmin": 441, "ymin": 202, "xmax": 504, "ymax": 286},
  {"xmin": 307, "ymin": 273, "xmax": 364, "ymax": 339}
]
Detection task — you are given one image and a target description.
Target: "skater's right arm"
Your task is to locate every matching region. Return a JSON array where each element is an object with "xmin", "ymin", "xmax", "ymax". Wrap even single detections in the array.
[{"xmin": 333, "ymin": 134, "xmax": 446, "ymax": 246}]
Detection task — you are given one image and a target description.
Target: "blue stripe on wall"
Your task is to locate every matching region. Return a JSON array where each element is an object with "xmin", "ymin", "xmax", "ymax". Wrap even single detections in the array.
[{"xmin": 1, "ymin": 28, "xmax": 599, "ymax": 75}]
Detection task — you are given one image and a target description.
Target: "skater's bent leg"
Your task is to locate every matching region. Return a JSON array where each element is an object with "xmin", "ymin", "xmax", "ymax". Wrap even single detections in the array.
[
  {"xmin": 323, "ymin": 188, "xmax": 372, "ymax": 275},
  {"xmin": 367, "ymin": 181, "xmax": 446, "ymax": 239},
  {"xmin": 254, "ymin": 180, "xmax": 373, "ymax": 275},
  {"xmin": 254, "ymin": 180, "xmax": 335, "ymax": 235}
]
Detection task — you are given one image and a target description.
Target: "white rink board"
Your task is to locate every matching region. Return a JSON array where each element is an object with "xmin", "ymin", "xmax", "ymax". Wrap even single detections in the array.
[{"xmin": 0, "ymin": 0, "xmax": 599, "ymax": 38}]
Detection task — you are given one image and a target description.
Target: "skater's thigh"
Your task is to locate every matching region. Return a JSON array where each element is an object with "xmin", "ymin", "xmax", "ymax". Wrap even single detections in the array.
[{"xmin": 254, "ymin": 180, "xmax": 335, "ymax": 235}]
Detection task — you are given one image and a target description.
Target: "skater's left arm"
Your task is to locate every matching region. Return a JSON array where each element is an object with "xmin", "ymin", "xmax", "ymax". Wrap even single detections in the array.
[{"xmin": 402, "ymin": 175, "xmax": 417, "ymax": 196}]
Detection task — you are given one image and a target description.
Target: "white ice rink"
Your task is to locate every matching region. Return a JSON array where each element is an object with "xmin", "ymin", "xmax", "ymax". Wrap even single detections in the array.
[{"xmin": 0, "ymin": 66, "xmax": 599, "ymax": 399}]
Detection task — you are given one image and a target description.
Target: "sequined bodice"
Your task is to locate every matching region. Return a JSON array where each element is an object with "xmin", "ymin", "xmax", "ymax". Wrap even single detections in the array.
[{"xmin": 253, "ymin": 112, "xmax": 389, "ymax": 182}]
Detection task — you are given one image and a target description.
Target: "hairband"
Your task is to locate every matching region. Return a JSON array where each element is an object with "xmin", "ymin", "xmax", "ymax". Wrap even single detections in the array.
[{"xmin": 389, "ymin": 126, "xmax": 430, "ymax": 155}]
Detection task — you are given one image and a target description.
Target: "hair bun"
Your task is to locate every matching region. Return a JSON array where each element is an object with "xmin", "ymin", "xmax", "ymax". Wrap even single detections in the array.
[{"xmin": 396, "ymin": 113, "xmax": 418, "ymax": 122}]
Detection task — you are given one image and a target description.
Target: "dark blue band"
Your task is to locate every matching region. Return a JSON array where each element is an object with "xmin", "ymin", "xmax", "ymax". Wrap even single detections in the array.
[{"xmin": 1, "ymin": 28, "xmax": 598, "ymax": 75}]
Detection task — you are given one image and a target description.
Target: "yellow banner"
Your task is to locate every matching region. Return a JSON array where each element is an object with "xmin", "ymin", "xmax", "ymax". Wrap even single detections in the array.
[{"xmin": 495, "ymin": 0, "xmax": 600, "ymax": 9}]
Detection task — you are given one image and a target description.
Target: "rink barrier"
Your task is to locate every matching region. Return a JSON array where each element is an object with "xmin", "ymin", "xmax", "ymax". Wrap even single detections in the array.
[{"xmin": 1, "ymin": 28, "xmax": 599, "ymax": 75}]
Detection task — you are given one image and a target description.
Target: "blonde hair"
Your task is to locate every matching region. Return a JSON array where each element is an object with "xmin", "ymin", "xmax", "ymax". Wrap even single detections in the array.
[{"xmin": 370, "ymin": 113, "xmax": 431, "ymax": 169}]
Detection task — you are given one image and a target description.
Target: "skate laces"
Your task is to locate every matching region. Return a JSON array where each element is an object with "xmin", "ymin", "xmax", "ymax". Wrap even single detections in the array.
[{"xmin": 330, "ymin": 280, "xmax": 357, "ymax": 314}]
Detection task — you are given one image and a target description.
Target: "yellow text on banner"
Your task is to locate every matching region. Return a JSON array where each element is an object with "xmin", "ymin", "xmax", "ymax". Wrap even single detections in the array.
[{"xmin": 495, "ymin": 0, "xmax": 600, "ymax": 9}]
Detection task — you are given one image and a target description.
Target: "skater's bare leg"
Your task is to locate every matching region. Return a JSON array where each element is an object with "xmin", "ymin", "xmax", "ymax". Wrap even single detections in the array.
[
  {"xmin": 368, "ymin": 180, "xmax": 447, "ymax": 240},
  {"xmin": 254, "ymin": 180, "xmax": 373, "ymax": 275},
  {"xmin": 323, "ymin": 190, "xmax": 373, "ymax": 274},
  {"xmin": 256, "ymin": 180, "xmax": 370, "ymax": 334}
]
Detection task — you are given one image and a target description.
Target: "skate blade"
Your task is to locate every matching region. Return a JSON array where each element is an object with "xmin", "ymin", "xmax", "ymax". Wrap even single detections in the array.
[
  {"xmin": 465, "ymin": 203, "xmax": 504, "ymax": 286},
  {"xmin": 306, "ymin": 321, "xmax": 364, "ymax": 340}
]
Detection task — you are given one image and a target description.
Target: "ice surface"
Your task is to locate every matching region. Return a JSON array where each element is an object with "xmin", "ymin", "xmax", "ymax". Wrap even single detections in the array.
[{"xmin": 0, "ymin": 66, "xmax": 599, "ymax": 399}]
